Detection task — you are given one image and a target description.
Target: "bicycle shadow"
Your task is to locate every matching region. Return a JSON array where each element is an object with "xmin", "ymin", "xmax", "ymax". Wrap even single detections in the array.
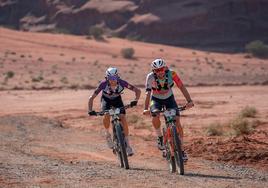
[
  {"xmin": 130, "ymin": 167, "xmax": 166, "ymax": 172},
  {"xmin": 185, "ymin": 172, "xmax": 241, "ymax": 180}
]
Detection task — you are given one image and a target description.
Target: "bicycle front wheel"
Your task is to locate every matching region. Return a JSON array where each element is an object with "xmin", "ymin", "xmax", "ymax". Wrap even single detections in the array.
[
  {"xmin": 115, "ymin": 124, "xmax": 129, "ymax": 169},
  {"xmin": 172, "ymin": 125, "xmax": 184, "ymax": 175}
]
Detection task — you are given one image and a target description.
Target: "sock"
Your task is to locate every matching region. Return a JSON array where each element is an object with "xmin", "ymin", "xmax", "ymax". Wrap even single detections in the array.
[{"xmin": 155, "ymin": 128, "xmax": 162, "ymax": 137}]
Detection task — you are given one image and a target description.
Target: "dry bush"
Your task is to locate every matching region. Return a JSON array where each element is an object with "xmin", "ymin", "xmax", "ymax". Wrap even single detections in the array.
[
  {"xmin": 121, "ymin": 48, "xmax": 135, "ymax": 59},
  {"xmin": 246, "ymin": 40, "xmax": 268, "ymax": 59},
  {"xmin": 230, "ymin": 117, "xmax": 253, "ymax": 136},
  {"xmin": 239, "ymin": 106, "xmax": 257, "ymax": 118},
  {"xmin": 206, "ymin": 122, "xmax": 223, "ymax": 136}
]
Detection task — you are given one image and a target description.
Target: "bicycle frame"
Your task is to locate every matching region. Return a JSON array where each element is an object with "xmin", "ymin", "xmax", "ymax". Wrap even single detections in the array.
[
  {"xmin": 163, "ymin": 109, "xmax": 177, "ymax": 157},
  {"xmin": 160, "ymin": 106, "xmax": 186, "ymax": 174},
  {"xmin": 94, "ymin": 104, "xmax": 132, "ymax": 169}
]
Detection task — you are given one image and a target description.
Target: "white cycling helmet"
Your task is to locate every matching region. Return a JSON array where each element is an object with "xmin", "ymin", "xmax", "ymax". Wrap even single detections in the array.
[
  {"xmin": 105, "ymin": 67, "xmax": 119, "ymax": 80},
  {"xmin": 151, "ymin": 58, "xmax": 166, "ymax": 70}
]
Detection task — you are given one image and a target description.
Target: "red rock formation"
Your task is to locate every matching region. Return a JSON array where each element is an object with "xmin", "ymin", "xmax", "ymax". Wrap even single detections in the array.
[{"xmin": 0, "ymin": 0, "xmax": 267, "ymax": 50}]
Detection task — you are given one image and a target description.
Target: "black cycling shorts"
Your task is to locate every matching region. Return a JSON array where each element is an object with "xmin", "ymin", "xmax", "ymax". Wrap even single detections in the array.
[
  {"xmin": 150, "ymin": 95, "xmax": 180, "ymax": 116},
  {"xmin": 101, "ymin": 95, "xmax": 126, "ymax": 114}
]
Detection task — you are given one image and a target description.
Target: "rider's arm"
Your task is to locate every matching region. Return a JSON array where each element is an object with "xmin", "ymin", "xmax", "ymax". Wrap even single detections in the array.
[
  {"xmin": 144, "ymin": 73, "xmax": 152, "ymax": 110},
  {"xmin": 88, "ymin": 81, "xmax": 104, "ymax": 111},
  {"xmin": 144, "ymin": 90, "xmax": 151, "ymax": 110},
  {"xmin": 172, "ymin": 71, "xmax": 193, "ymax": 103},
  {"xmin": 119, "ymin": 79, "xmax": 141, "ymax": 101},
  {"xmin": 88, "ymin": 93, "xmax": 97, "ymax": 111},
  {"xmin": 133, "ymin": 86, "xmax": 141, "ymax": 101},
  {"xmin": 178, "ymin": 85, "xmax": 192, "ymax": 103}
]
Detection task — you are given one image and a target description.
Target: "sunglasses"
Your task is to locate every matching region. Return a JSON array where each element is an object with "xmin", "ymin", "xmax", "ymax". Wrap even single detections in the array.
[
  {"xmin": 107, "ymin": 75, "xmax": 118, "ymax": 81},
  {"xmin": 154, "ymin": 67, "xmax": 165, "ymax": 73}
]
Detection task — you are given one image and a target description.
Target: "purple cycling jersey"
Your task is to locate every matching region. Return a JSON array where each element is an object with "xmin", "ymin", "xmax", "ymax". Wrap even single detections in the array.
[{"xmin": 94, "ymin": 79, "xmax": 135, "ymax": 99}]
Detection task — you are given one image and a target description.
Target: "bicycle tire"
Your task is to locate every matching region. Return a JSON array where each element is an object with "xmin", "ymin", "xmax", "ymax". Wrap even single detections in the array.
[
  {"xmin": 115, "ymin": 123, "xmax": 129, "ymax": 169},
  {"xmin": 172, "ymin": 126, "xmax": 184, "ymax": 175}
]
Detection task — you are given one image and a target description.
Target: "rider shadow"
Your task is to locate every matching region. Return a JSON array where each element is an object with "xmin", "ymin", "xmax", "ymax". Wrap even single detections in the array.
[
  {"xmin": 185, "ymin": 172, "xmax": 241, "ymax": 180},
  {"xmin": 130, "ymin": 167, "xmax": 166, "ymax": 172}
]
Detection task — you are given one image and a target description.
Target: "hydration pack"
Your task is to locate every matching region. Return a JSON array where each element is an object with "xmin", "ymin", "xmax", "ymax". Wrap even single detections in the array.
[{"xmin": 152, "ymin": 70, "xmax": 174, "ymax": 91}]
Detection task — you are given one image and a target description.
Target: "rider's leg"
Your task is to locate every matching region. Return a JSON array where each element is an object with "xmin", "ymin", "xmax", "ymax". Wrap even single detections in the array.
[
  {"xmin": 101, "ymin": 96, "xmax": 113, "ymax": 148},
  {"xmin": 120, "ymin": 114, "xmax": 129, "ymax": 136},
  {"xmin": 103, "ymin": 114, "xmax": 110, "ymax": 130},
  {"xmin": 120, "ymin": 114, "xmax": 134, "ymax": 156},
  {"xmin": 103, "ymin": 114, "xmax": 113, "ymax": 148},
  {"xmin": 152, "ymin": 114, "xmax": 162, "ymax": 136},
  {"xmin": 150, "ymin": 97, "xmax": 164, "ymax": 150},
  {"xmin": 152, "ymin": 114, "xmax": 165, "ymax": 150},
  {"xmin": 176, "ymin": 115, "xmax": 188, "ymax": 161},
  {"xmin": 175, "ymin": 116, "xmax": 184, "ymax": 149}
]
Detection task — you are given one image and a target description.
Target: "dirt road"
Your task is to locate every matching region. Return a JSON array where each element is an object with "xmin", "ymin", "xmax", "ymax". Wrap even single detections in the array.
[{"xmin": 0, "ymin": 86, "xmax": 267, "ymax": 187}]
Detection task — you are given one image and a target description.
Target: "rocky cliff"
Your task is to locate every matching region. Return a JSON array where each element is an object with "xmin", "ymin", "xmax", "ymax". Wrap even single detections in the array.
[{"xmin": 1, "ymin": 0, "xmax": 268, "ymax": 50}]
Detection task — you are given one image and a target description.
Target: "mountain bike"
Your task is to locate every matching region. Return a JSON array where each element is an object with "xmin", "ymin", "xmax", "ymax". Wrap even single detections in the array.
[
  {"xmin": 161, "ymin": 106, "xmax": 186, "ymax": 175},
  {"xmin": 93, "ymin": 104, "xmax": 133, "ymax": 169}
]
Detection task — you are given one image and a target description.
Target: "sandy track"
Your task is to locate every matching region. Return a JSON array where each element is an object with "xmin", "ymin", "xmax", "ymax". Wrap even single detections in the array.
[{"xmin": 0, "ymin": 86, "xmax": 268, "ymax": 187}]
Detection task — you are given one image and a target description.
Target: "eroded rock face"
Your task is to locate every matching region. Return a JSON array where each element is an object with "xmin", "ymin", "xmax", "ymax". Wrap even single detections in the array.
[{"xmin": 0, "ymin": 0, "xmax": 268, "ymax": 50}]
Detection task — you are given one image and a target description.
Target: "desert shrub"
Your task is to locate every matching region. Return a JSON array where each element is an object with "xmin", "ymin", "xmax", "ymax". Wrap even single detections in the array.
[
  {"xmin": 89, "ymin": 26, "xmax": 104, "ymax": 40},
  {"xmin": 230, "ymin": 117, "xmax": 253, "ymax": 135},
  {"xmin": 38, "ymin": 57, "xmax": 44, "ymax": 62},
  {"xmin": 5, "ymin": 71, "xmax": 14, "ymax": 79},
  {"xmin": 32, "ymin": 75, "xmax": 43, "ymax": 82},
  {"xmin": 206, "ymin": 122, "xmax": 223, "ymax": 136},
  {"xmin": 121, "ymin": 48, "xmax": 135, "ymax": 59},
  {"xmin": 245, "ymin": 40, "xmax": 268, "ymax": 58},
  {"xmin": 239, "ymin": 106, "xmax": 257, "ymax": 118},
  {"xmin": 60, "ymin": 77, "xmax": 68, "ymax": 84}
]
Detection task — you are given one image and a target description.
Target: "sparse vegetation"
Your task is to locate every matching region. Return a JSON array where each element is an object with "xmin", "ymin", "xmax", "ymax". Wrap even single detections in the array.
[
  {"xmin": 38, "ymin": 57, "xmax": 44, "ymax": 62},
  {"xmin": 88, "ymin": 26, "xmax": 104, "ymax": 40},
  {"xmin": 60, "ymin": 77, "xmax": 68, "ymax": 84},
  {"xmin": 93, "ymin": 60, "xmax": 99, "ymax": 66},
  {"xmin": 70, "ymin": 84, "xmax": 79, "ymax": 90},
  {"xmin": 206, "ymin": 122, "xmax": 223, "ymax": 136},
  {"xmin": 32, "ymin": 75, "xmax": 44, "ymax": 82},
  {"xmin": 5, "ymin": 71, "xmax": 15, "ymax": 79},
  {"xmin": 245, "ymin": 40, "xmax": 268, "ymax": 59},
  {"xmin": 239, "ymin": 106, "xmax": 257, "ymax": 118},
  {"xmin": 230, "ymin": 116, "xmax": 253, "ymax": 135},
  {"xmin": 121, "ymin": 48, "xmax": 135, "ymax": 59}
]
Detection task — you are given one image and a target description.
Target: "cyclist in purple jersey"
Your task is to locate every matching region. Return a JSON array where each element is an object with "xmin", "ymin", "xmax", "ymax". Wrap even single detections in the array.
[{"xmin": 88, "ymin": 67, "xmax": 141, "ymax": 156}]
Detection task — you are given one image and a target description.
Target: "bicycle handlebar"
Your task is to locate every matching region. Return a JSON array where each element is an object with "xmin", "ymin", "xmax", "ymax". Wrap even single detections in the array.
[
  {"xmin": 92, "ymin": 104, "xmax": 132, "ymax": 116},
  {"xmin": 159, "ymin": 105, "xmax": 187, "ymax": 113}
]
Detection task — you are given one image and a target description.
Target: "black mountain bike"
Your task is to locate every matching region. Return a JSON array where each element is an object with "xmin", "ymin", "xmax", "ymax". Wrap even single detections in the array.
[
  {"xmin": 160, "ymin": 106, "xmax": 186, "ymax": 175},
  {"xmin": 93, "ymin": 104, "xmax": 133, "ymax": 169}
]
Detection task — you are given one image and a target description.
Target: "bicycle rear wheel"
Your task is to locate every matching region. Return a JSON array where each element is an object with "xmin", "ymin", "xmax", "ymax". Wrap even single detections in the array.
[
  {"xmin": 115, "ymin": 124, "xmax": 129, "ymax": 169},
  {"xmin": 172, "ymin": 126, "xmax": 184, "ymax": 175}
]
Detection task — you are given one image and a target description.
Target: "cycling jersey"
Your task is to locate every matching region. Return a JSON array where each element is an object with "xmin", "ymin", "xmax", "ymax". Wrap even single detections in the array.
[
  {"xmin": 94, "ymin": 79, "xmax": 135, "ymax": 99},
  {"xmin": 145, "ymin": 70, "xmax": 183, "ymax": 99}
]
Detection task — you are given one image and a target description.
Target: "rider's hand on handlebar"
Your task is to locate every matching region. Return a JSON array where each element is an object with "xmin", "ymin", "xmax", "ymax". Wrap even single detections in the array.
[
  {"xmin": 143, "ymin": 109, "xmax": 150, "ymax": 115},
  {"xmin": 88, "ymin": 110, "xmax": 97, "ymax": 116},
  {"xmin": 186, "ymin": 101, "xmax": 194, "ymax": 109},
  {"xmin": 130, "ymin": 100, "xmax": 138, "ymax": 107}
]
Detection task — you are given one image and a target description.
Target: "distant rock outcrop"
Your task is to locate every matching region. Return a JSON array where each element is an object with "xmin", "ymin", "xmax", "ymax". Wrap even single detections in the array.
[{"xmin": 1, "ymin": 0, "xmax": 268, "ymax": 51}]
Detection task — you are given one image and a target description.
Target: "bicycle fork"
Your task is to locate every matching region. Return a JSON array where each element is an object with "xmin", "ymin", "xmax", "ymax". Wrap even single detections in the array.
[{"xmin": 163, "ymin": 124, "xmax": 179, "ymax": 158}]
